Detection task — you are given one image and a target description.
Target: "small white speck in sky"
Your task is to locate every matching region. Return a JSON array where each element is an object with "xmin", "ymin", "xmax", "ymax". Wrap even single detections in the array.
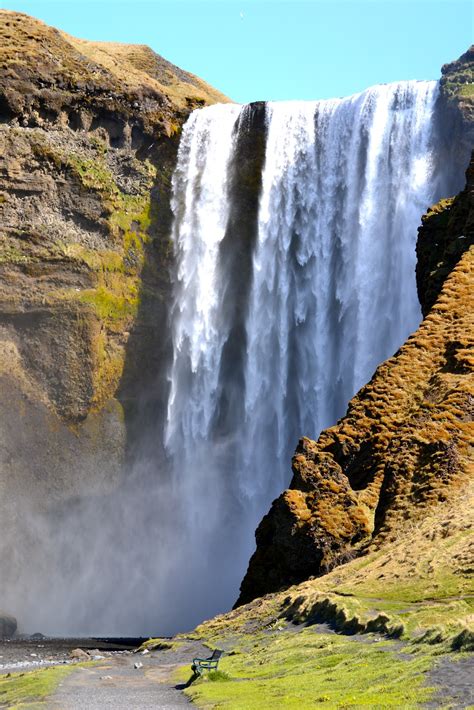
[{"xmin": 240, "ymin": 11, "xmax": 245, "ymax": 21}]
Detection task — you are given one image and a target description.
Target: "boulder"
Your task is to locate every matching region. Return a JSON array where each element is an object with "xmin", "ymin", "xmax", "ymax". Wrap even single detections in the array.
[{"xmin": 0, "ymin": 612, "xmax": 17, "ymax": 637}]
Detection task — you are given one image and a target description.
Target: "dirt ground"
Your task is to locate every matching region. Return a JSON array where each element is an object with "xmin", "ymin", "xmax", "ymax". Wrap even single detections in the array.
[
  {"xmin": 0, "ymin": 636, "xmax": 206, "ymax": 709},
  {"xmin": 48, "ymin": 639, "xmax": 207, "ymax": 709},
  {"xmin": 425, "ymin": 655, "xmax": 474, "ymax": 709}
]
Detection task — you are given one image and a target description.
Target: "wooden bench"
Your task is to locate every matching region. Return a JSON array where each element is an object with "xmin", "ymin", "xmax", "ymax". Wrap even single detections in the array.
[{"xmin": 191, "ymin": 649, "xmax": 223, "ymax": 676}]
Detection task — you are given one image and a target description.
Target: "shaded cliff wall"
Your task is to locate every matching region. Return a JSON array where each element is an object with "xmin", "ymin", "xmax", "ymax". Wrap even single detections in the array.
[
  {"xmin": 0, "ymin": 12, "xmax": 226, "ymax": 467},
  {"xmin": 435, "ymin": 46, "xmax": 474, "ymax": 191},
  {"xmin": 417, "ymin": 162, "xmax": 474, "ymax": 317}
]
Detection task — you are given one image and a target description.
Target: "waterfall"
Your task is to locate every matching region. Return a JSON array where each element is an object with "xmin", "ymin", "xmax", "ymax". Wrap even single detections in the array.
[
  {"xmin": 0, "ymin": 80, "xmax": 460, "ymax": 640},
  {"xmin": 164, "ymin": 80, "xmax": 442, "ymax": 626}
]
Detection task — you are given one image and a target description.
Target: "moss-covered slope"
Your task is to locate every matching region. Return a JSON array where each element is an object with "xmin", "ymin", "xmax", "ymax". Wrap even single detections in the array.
[
  {"xmin": 131, "ymin": 484, "xmax": 470, "ymax": 709},
  {"xmin": 177, "ymin": 484, "xmax": 473, "ymax": 708}
]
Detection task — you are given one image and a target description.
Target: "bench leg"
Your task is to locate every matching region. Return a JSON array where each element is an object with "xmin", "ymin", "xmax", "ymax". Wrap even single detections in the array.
[{"xmin": 185, "ymin": 671, "xmax": 199, "ymax": 688}]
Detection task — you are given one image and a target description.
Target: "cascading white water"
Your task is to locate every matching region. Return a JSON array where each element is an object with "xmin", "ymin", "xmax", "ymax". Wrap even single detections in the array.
[
  {"xmin": 241, "ymin": 82, "xmax": 440, "ymax": 501},
  {"xmin": 165, "ymin": 80, "xmax": 442, "ymax": 624},
  {"xmin": 165, "ymin": 103, "xmax": 244, "ymax": 561}
]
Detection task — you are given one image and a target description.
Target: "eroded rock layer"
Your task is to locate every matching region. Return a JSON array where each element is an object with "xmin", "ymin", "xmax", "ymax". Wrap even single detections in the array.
[{"xmin": 0, "ymin": 11, "xmax": 226, "ymax": 496}]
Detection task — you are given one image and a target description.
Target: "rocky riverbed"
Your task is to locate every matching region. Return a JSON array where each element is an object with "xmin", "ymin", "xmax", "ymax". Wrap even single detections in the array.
[{"xmin": 0, "ymin": 637, "xmax": 143, "ymax": 674}]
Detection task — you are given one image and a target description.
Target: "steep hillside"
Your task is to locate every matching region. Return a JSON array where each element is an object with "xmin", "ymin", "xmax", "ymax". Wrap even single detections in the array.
[{"xmin": 238, "ymin": 154, "xmax": 474, "ymax": 606}]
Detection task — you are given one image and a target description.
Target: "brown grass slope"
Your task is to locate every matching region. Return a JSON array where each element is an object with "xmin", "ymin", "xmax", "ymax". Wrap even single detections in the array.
[
  {"xmin": 237, "ymin": 156, "xmax": 474, "ymax": 606},
  {"xmin": 0, "ymin": 9, "xmax": 228, "ymax": 120},
  {"xmin": 201, "ymin": 484, "xmax": 473, "ymax": 641}
]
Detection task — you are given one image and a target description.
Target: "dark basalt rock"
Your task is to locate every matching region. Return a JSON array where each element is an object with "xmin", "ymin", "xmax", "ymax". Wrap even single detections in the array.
[
  {"xmin": 0, "ymin": 612, "xmax": 17, "ymax": 638},
  {"xmin": 417, "ymin": 156, "xmax": 474, "ymax": 317}
]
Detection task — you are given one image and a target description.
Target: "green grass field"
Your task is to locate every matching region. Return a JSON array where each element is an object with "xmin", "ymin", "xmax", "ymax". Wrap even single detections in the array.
[
  {"xmin": 180, "ymin": 627, "xmax": 439, "ymax": 709},
  {"xmin": 0, "ymin": 665, "xmax": 80, "ymax": 709}
]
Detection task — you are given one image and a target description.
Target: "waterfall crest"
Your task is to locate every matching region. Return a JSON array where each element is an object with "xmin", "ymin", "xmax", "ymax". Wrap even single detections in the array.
[{"xmin": 164, "ymin": 80, "xmax": 442, "ymax": 624}]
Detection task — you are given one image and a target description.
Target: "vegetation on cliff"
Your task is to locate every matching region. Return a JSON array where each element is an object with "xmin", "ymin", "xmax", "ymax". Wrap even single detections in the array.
[
  {"xmin": 0, "ymin": 11, "xmax": 227, "ymax": 574},
  {"xmin": 440, "ymin": 46, "xmax": 474, "ymax": 106},
  {"xmin": 0, "ymin": 10, "xmax": 227, "ymax": 424},
  {"xmin": 438, "ymin": 46, "xmax": 474, "ymax": 182}
]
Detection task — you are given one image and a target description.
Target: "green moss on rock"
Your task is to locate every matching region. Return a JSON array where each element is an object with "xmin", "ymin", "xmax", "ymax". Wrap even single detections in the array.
[
  {"xmin": 79, "ymin": 285, "xmax": 139, "ymax": 327},
  {"xmin": 68, "ymin": 155, "xmax": 119, "ymax": 196}
]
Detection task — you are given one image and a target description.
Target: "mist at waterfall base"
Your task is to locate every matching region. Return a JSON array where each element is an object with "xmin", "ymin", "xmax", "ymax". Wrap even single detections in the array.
[{"xmin": 1, "ymin": 81, "xmax": 462, "ymax": 636}]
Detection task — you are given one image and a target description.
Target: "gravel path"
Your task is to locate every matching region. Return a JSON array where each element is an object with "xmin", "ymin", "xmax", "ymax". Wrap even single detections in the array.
[
  {"xmin": 425, "ymin": 655, "xmax": 474, "ymax": 709},
  {"xmin": 47, "ymin": 639, "xmax": 207, "ymax": 710}
]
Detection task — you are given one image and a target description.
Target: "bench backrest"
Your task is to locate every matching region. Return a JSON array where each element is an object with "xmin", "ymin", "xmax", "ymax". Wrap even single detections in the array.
[{"xmin": 210, "ymin": 649, "xmax": 223, "ymax": 660}]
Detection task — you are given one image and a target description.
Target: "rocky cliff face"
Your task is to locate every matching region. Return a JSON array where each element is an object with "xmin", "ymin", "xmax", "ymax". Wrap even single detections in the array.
[
  {"xmin": 0, "ymin": 10, "xmax": 227, "ymax": 584},
  {"xmin": 416, "ymin": 164, "xmax": 474, "ymax": 317},
  {"xmin": 438, "ymin": 46, "xmax": 474, "ymax": 179}
]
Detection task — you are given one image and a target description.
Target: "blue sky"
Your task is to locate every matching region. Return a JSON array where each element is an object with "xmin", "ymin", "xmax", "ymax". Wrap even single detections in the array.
[{"xmin": 4, "ymin": 0, "xmax": 473, "ymax": 103}]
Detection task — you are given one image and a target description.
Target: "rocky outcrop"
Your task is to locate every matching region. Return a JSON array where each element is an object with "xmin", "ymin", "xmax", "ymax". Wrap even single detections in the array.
[
  {"xmin": 0, "ymin": 11, "xmax": 227, "ymax": 599},
  {"xmin": 0, "ymin": 612, "xmax": 17, "ymax": 638},
  {"xmin": 416, "ymin": 161, "xmax": 474, "ymax": 316},
  {"xmin": 438, "ymin": 46, "xmax": 474, "ymax": 171},
  {"xmin": 237, "ymin": 155, "xmax": 474, "ymax": 606}
]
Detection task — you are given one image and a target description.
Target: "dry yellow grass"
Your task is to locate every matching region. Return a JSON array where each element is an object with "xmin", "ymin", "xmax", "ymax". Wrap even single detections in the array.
[
  {"xmin": 0, "ymin": 9, "xmax": 229, "ymax": 110},
  {"xmin": 65, "ymin": 35, "xmax": 230, "ymax": 108}
]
